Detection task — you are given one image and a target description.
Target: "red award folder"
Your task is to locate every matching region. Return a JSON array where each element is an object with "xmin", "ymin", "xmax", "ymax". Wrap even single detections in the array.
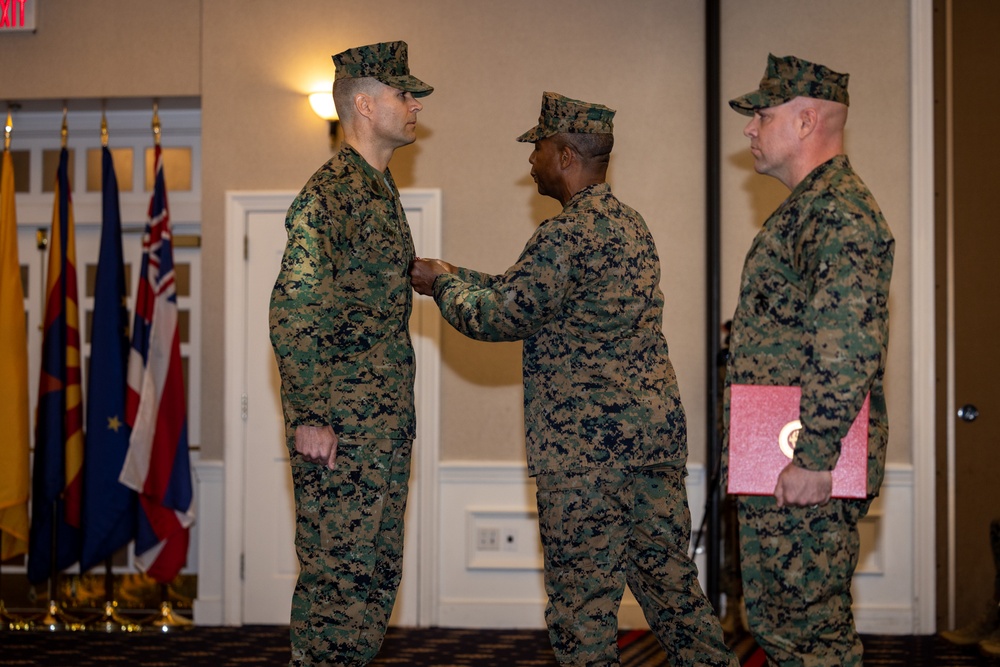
[{"xmin": 727, "ymin": 384, "xmax": 869, "ymax": 499}]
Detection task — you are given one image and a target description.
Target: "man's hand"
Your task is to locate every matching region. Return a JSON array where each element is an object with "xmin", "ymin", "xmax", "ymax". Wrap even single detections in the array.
[
  {"xmin": 410, "ymin": 257, "xmax": 456, "ymax": 296},
  {"xmin": 294, "ymin": 424, "xmax": 338, "ymax": 470},
  {"xmin": 773, "ymin": 462, "xmax": 832, "ymax": 507}
]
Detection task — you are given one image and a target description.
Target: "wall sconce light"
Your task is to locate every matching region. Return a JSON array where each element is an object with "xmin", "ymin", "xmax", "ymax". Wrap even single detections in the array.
[{"xmin": 309, "ymin": 90, "xmax": 340, "ymax": 149}]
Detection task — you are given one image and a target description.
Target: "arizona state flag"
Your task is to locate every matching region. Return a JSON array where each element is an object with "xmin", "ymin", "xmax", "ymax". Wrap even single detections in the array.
[
  {"xmin": 28, "ymin": 146, "xmax": 84, "ymax": 583},
  {"xmin": 0, "ymin": 147, "xmax": 31, "ymax": 561},
  {"xmin": 80, "ymin": 146, "xmax": 136, "ymax": 572},
  {"xmin": 120, "ymin": 144, "xmax": 194, "ymax": 583}
]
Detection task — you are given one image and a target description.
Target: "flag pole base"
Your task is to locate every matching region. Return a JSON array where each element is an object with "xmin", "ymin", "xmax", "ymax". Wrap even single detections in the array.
[
  {"xmin": 144, "ymin": 601, "xmax": 192, "ymax": 632},
  {"xmin": 87, "ymin": 600, "xmax": 142, "ymax": 633},
  {"xmin": 33, "ymin": 600, "xmax": 84, "ymax": 632},
  {"xmin": 0, "ymin": 600, "xmax": 33, "ymax": 631}
]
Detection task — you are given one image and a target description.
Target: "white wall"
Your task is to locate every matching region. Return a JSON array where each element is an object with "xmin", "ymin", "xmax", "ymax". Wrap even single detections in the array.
[{"xmin": 434, "ymin": 462, "xmax": 916, "ymax": 634}]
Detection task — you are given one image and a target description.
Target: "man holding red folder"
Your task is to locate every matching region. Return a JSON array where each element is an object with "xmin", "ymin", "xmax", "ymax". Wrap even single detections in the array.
[{"xmin": 723, "ymin": 54, "xmax": 894, "ymax": 666}]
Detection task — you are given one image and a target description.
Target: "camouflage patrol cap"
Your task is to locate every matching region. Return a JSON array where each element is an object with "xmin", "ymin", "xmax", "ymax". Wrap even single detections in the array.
[
  {"xmin": 332, "ymin": 40, "xmax": 433, "ymax": 98},
  {"xmin": 729, "ymin": 53, "xmax": 849, "ymax": 116},
  {"xmin": 516, "ymin": 92, "xmax": 615, "ymax": 143}
]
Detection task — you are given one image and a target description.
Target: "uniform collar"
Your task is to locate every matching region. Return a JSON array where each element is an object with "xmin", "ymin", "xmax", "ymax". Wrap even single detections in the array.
[
  {"xmin": 564, "ymin": 181, "xmax": 610, "ymax": 209},
  {"xmin": 792, "ymin": 154, "xmax": 851, "ymax": 196},
  {"xmin": 338, "ymin": 142, "xmax": 397, "ymax": 200}
]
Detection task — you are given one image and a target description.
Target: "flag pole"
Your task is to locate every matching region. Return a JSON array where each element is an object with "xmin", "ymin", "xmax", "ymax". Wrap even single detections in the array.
[
  {"xmin": 52, "ymin": 103, "xmax": 68, "ymax": 614},
  {"xmin": 1, "ymin": 123, "xmax": 6, "ymax": 623},
  {"xmin": 4, "ymin": 105, "xmax": 12, "ymax": 149},
  {"xmin": 152, "ymin": 100, "xmax": 160, "ymax": 147},
  {"xmin": 140, "ymin": 100, "xmax": 191, "ymax": 632},
  {"xmin": 34, "ymin": 104, "xmax": 82, "ymax": 633},
  {"xmin": 36, "ymin": 500, "xmax": 80, "ymax": 630},
  {"xmin": 59, "ymin": 103, "xmax": 67, "ymax": 148},
  {"xmin": 144, "ymin": 582, "xmax": 192, "ymax": 631},
  {"xmin": 86, "ymin": 555, "xmax": 139, "ymax": 632},
  {"xmin": 1, "ymin": 106, "xmax": 31, "ymax": 632},
  {"xmin": 34, "ymin": 500, "xmax": 81, "ymax": 631},
  {"xmin": 84, "ymin": 106, "xmax": 140, "ymax": 633}
]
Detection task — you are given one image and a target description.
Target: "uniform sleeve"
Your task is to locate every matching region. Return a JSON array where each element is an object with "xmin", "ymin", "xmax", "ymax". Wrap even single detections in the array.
[
  {"xmin": 454, "ymin": 266, "xmax": 499, "ymax": 288},
  {"xmin": 269, "ymin": 197, "xmax": 340, "ymax": 428},
  {"xmin": 793, "ymin": 205, "xmax": 890, "ymax": 471},
  {"xmin": 433, "ymin": 223, "xmax": 574, "ymax": 342}
]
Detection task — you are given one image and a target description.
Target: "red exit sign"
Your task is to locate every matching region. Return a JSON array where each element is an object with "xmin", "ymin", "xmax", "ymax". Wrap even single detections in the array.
[{"xmin": 0, "ymin": 0, "xmax": 35, "ymax": 33}]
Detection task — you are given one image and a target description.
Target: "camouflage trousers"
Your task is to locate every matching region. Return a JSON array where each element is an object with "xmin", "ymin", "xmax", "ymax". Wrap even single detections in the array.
[
  {"xmin": 534, "ymin": 464, "xmax": 738, "ymax": 667},
  {"xmin": 288, "ymin": 438, "xmax": 412, "ymax": 667},
  {"xmin": 737, "ymin": 495, "xmax": 871, "ymax": 667}
]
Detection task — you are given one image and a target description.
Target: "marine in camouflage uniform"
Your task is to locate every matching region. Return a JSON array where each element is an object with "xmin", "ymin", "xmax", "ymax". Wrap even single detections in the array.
[
  {"xmin": 269, "ymin": 41, "xmax": 432, "ymax": 667},
  {"xmin": 411, "ymin": 92, "xmax": 737, "ymax": 667},
  {"xmin": 724, "ymin": 54, "xmax": 894, "ymax": 666}
]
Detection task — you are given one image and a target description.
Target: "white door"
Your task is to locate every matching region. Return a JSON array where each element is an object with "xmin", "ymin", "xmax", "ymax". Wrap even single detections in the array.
[
  {"xmin": 242, "ymin": 208, "xmax": 298, "ymax": 623},
  {"xmin": 236, "ymin": 190, "xmax": 441, "ymax": 626}
]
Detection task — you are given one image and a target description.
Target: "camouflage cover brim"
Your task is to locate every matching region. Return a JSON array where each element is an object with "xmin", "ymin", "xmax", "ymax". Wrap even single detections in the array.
[
  {"xmin": 729, "ymin": 89, "xmax": 785, "ymax": 116},
  {"xmin": 515, "ymin": 124, "xmax": 553, "ymax": 143},
  {"xmin": 378, "ymin": 73, "xmax": 434, "ymax": 98}
]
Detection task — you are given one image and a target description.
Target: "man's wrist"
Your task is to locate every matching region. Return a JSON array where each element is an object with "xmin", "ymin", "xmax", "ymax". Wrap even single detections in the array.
[{"xmin": 431, "ymin": 271, "xmax": 449, "ymax": 294}]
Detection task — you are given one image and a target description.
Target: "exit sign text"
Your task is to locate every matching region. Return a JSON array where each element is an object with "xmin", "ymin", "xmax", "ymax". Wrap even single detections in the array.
[{"xmin": 0, "ymin": 0, "xmax": 35, "ymax": 33}]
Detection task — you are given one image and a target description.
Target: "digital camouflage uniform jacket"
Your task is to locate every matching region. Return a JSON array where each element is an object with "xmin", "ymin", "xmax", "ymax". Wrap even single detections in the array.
[
  {"xmin": 433, "ymin": 183, "xmax": 686, "ymax": 476},
  {"xmin": 725, "ymin": 155, "xmax": 894, "ymax": 496},
  {"xmin": 270, "ymin": 143, "xmax": 416, "ymax": 441}
]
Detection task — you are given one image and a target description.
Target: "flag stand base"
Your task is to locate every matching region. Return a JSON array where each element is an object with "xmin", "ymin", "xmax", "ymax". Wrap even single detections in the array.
[
  {"xmin": 33, "ymin": 600, "xmax": 84, "ymax": 632},
  {"xmin": 144, "ymin": 601, "xmax": 192, "ymax": 632},
  {"xmin": 0, "ymin": 600, "xmax": 32, "ymax": 631},
  {"xmin": 87, "ymin": 600, "xmax": 142, "ymax": 633}
]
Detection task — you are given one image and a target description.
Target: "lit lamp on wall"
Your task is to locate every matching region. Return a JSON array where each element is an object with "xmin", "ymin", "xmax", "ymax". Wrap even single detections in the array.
[{"xmin": 309, "ymin": 89, "xmax": 340, "ymax": 150}]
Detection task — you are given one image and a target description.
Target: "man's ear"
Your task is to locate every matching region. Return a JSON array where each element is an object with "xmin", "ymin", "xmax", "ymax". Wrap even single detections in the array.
[
  {"xmin": 354, "ymin": 92, "xmax": 373, "ymax": 120},
  {"xmin": 558, "ymin": 145, "xmax": 575, "ymax": 170},
  {"xmin": 797, "ymin": 106, "xmax": 818, "ymax": 139}
]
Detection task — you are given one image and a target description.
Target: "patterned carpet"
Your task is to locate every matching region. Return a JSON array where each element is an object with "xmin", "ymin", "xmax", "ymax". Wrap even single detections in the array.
[{"xmin": 1, "ymin": 624, "xmax": 999, "ymax": 666}]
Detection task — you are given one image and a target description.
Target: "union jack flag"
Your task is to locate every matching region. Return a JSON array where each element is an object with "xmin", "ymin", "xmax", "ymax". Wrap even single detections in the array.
[{"xmin": 119, "ymin": 144, "xmax": 194, "ymax": 583}]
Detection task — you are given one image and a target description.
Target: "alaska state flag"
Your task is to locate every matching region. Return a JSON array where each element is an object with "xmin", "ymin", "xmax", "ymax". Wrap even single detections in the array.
[
  {"xmin": 79, "ymin": 147, "xmax": 137, "ymax": 572},
  {"xmin": 0, "ymin": 147, "xmax": 31, "ymax": 562},
  {"xmin": 27, "ymin": 147, "xmax": 84, "ymax": 584},
  {"xmin": 119, "ymin": 144, "xmax": 194, "ymax": 583}
]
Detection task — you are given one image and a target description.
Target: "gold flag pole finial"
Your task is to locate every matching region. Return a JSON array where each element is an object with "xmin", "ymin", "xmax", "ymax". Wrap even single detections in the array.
[
  {"xmin": 152, "ymin": 100, "xmax": 161, "ymax": 147},
  {"xmin": 60, "ymin": 102, "xmax": 68, "ymax": 148},
  {"xmin": 101, "ymin": 100, "xmax": 109, "ymax": 148},
  {"xmin": 4, "ymin": 108, "xmax": 12, "ymax": 151}
]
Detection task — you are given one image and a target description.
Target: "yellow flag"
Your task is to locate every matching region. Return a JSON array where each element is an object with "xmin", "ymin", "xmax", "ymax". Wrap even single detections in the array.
[{"xmin": 0, "ymin": 148, "xmax": 30, "ymax": 560}]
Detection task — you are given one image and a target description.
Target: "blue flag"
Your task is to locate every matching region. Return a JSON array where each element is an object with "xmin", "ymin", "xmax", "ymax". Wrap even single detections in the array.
[{"xmin": 79, "ymin": 146, "xmax": 137, "ymax": 572}]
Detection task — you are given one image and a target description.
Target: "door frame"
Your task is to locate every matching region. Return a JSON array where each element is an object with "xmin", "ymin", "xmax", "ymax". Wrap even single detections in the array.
[
  {"xmin": 222, "ymin": 189, "xmax": 441, "ymax": 626},
  {"xmin": 911, "ymin": 0, "xmax": 937, "ymax": 635},
  {"xmin": 932, "ymin": 0, "xmax": 1000, "ymax": 630}
]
